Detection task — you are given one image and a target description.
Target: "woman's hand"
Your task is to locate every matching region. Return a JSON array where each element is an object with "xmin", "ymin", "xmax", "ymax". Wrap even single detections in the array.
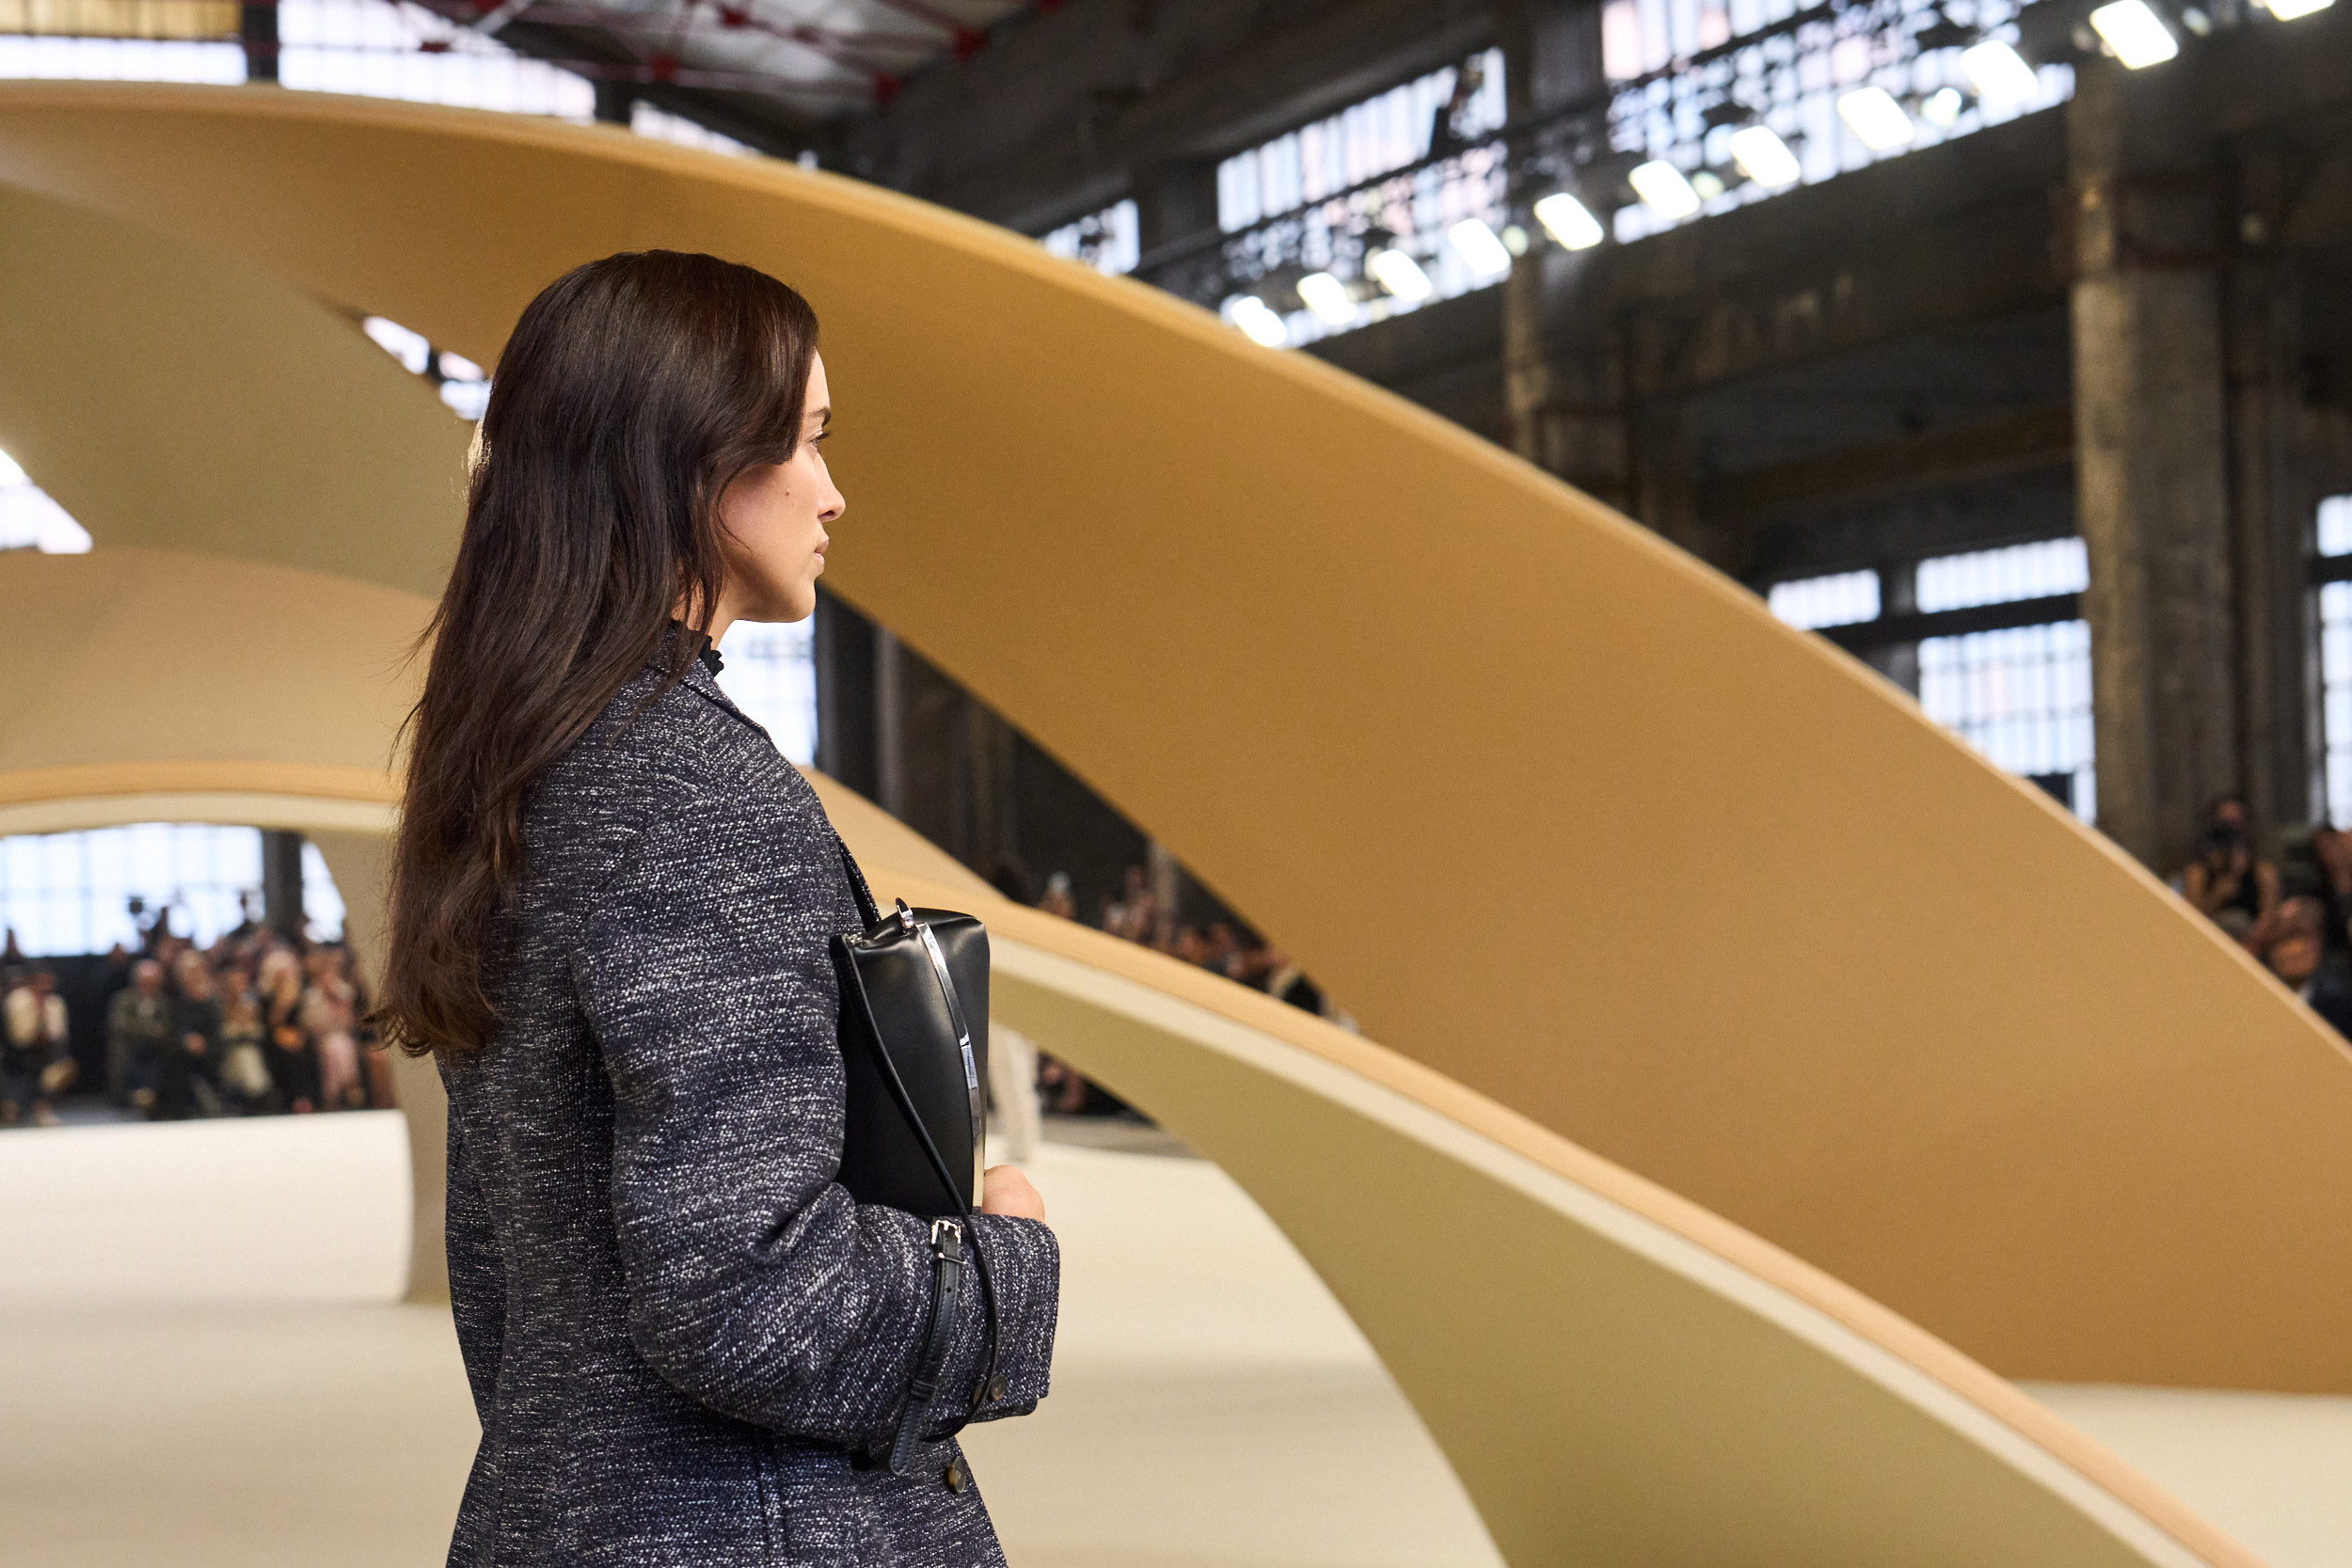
[{"xmin": 978, "ymin": 1164, "xmax": 1046, "ymax": 1225}]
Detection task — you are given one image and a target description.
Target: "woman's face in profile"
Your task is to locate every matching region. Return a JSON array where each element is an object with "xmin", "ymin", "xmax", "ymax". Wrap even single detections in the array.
[{"xmin": 716, "ymin": 352, "xmax": 844, "ymax": 626}]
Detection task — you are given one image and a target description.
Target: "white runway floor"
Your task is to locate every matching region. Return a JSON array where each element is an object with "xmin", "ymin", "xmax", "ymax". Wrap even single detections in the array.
[{"xmin": 0, "ymin": 1112, "xmax": 2345, "ymax": 1567}]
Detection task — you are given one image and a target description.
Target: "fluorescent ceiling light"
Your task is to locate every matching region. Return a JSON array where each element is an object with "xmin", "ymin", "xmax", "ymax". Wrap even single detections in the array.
[
  {"xmin": 1447, "ymin": 217, "xmax": 1514, "ymax": 279},
  {"xmin": 1227, "ymin": 295, "xmax": 1288, "ymax": 347},
  {"xmin": 1532, "ymin": 192, "xmax": 1606, "ymax": 250},
  {"xmin": 2089, "ymin": 0, "xmax": 2179, "ymax": 66},
  {"xmin": 1727, "ymin": 125, "xmax": 1802, "ymax": 189},
  {"xmin": 1836, "ymin": 87, "xmax": 1915, "ymax": 151},
  {"xmin": 1367, "ymin": 247, "xmax": 1435, "ymax": 303},
  {"xmin": 1628, "ymin": 160, "xmax": 1702, "ymax": 220},
  {"xmin": 1960, "ymin": 39, "xmax": 2042, "ymax": 105},
  {"xmin": 2262, "ymin": 0, "xmax": 2332, "ymax": 18},
  {"xmin": 1295, "ymin": 271, "xmax": 1357, "ymax": 326}
]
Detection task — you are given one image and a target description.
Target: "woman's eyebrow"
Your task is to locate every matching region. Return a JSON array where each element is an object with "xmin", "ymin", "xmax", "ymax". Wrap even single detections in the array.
[{"xmin": 805, "ymin": 405, "xmax": 832, "ymax": 427}]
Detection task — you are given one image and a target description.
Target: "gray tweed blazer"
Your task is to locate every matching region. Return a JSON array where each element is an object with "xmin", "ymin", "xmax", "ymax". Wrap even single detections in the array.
[{"xmin": 437, "ymin": 647, "xmax": 1059, "ymax": 1567}]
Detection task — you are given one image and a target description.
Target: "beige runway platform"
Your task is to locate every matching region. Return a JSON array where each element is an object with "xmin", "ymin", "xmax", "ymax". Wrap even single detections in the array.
[{"xmin": 0, "ymin": 1113, "xmax": 2347, "ymax": 1567}]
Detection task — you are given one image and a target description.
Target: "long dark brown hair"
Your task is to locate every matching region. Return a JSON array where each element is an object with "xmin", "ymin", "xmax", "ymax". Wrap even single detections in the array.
[{"xmin": 378, "ymin": 250, "xmax": 819, "ymax": 1060}]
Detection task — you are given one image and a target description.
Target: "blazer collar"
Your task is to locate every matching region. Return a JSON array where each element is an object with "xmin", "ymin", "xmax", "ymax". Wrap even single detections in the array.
[{"xmin": 655, "ymin": 624, "xmax": 765, "ymax": 737}]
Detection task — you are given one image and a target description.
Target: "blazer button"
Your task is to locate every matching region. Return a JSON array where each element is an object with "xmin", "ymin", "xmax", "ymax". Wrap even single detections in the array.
[
  {"xmin": 985, "ymin": 1375, "xmax": 1009, "ymax": 1403},
  {"xmin": 944, "ymin": 1456, "xmax": 969, "ymax": 1493}
]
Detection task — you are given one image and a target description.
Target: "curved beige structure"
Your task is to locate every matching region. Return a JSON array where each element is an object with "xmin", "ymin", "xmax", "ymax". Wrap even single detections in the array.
[
  {"xmin": 0, "ymin": 81, "xmax": 2344, "ymax": 1393},
  {"xmin": 0, "ymin": 546, "xmax": 2278, "ymax": 1563}
]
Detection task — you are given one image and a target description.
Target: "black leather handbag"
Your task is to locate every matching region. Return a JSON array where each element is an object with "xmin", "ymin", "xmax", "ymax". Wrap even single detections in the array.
[{"xmin": 829, "ymin": 847, "xmax": 1000, "ymax": 1477}]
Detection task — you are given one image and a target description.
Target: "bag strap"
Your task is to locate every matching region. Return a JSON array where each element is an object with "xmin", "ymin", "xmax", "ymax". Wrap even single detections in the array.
[
  {"xmin": 836, "ymin": 836, "xmax": 882, "ymax": 927},
  {"xmin": 889, "ymin": 1219, "xmax": 966, "ymax": 1474}
]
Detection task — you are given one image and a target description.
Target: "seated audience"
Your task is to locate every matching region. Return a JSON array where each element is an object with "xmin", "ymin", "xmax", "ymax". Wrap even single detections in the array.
[
  {"xmin": 2259, "ymin": 896, "xmax": 2352, "ymax": 1037},
  {"xmin": 8, "ymin": 908, "xmax": 386, "ymax": 1127},
  {"xmin": 2, "ymin": 967, "xmax": 71, "ymax": 1127},
  {"xmin": 108, "ymin": 959, "xmax": 176, "ymax": 1116},
  {"xmin": 1027, "ymin": 860, "xmax": 1340, "ymax": 1119}
]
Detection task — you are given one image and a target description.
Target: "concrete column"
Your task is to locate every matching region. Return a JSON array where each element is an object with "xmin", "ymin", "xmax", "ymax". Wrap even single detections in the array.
[
  {"xmin": 1133, "ymin": 157, "xmax": 1220, "ymax": 257},
  {"xmin": 592, "ymin": 81, "xmax": 635, "ymax": 127},
  {"xmin": 812, "ymin": 588, "xmax": 879, "ymax": 797},
  {"xmin": 306, "ymin": 827, "xmax": 450, "ymax": 1307},
  {"xmin": 1867, "ymin": 559, "xmax": 1921, "ymax": 698},
  {"xmin": 239, "ymin": 2, "xmax": 277, "ymax": 85},
  {"xmin": 958, "ymin": 699, "xmax": 1020, "ymax": 880},
  {"xmin": 2069, "ymin": 57, "xmax": 2234, "ymax": 873},
  {"xmin": 874, "ymin": 628, "xmax": 907, "ymax": 818},
  {"xmin": 1498, "ymin": 0, "xmax": 1605, "ymax": 466},
  {"xmin": 873, "ymin": 629, "xmax": 968, "ymax": 855},
  {"xmin": 260, "ymin": 828, "xmax": 305, "ymax": 939},
  {"xmin": 2225, "ymin": 244, "xmax": 2325, "ymax": 834}
]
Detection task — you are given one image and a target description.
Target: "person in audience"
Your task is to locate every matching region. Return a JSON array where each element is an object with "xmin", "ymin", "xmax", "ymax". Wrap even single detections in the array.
[
  {"xmin": 1104, "ymin": 864, "xmax": 1155, "ymax": 943},
  {"xmin": 987, "ymin": 857, "xmax": 1033, "ymax": 907},
  {"xmin": 2, "ymin": 967, "xmax": 71, "ymax": 1127},
  {"xmin": 215, "ymin": 986, "xmax": 275, "ymax": 1114},
  {"xmin": 262, "ymin": 953, "xmax": 318, "ymax": 1114},
  {"xmin": 1201, "ymin": 922, "xmax": 1243, "ymax": 981},
  {"xmin": 303, "ymin": 945, "xmax": 364, "ymax": 1110},
  {"xmin": 1257, "ymin": 950, "xmax": 1326, "ymax": 1016},
  {"xmin": 2311, "ymin": 824, "xmax": 2352, "ymax": 962},
  {"xmin": 2262, "ymin": 897, "xmax": 2352, "ymax": 1037},
  {"xmin": 162, "ymin": 958, "xmax": 223, "ymax": 1120},
  {"xmin": 108, "ymin": 958, "xmax": 176, "ymax": 1117},
  {"xmin": 1037, "ymin": 873, "xmax": 1075, "ymax": 922},
  {"xmin": 2183, "ymin": 825, "xmax": 2278, "ymax": 930}
]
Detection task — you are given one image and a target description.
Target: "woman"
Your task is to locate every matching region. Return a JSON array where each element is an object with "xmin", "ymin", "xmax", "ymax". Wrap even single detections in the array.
[
  {"xmin": 301, "ymin": 946, "xmax": 363, "ymax": 1109},
  {"xmin": 215, "ymin": 982, "xmax": 273, "ymax": 1114},
  {"xmin": 375, "ymin": 251, "xmax": 1058, "ymax": 1567},
  {"xmin": 262, "ymin": 952, "xmax": 318, "ymax": 1114},
  {"xmin": 2183, "ymin": 825, "xmax": 2278, "ymax": 938}
]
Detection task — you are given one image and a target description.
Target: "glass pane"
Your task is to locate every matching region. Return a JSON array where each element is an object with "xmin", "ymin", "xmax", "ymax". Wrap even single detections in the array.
[
  {"xmin": 1919, "ymin": 619, "xmax": 2096, "ymax": 822},
  {"xmin": 1915, "ymin": 538, "xmax": 2089, "ymax": 613},
  {"xmin": 1767, "ymin": 568, "xmax": 1880, "ymax": 629},
  {"xmin": 715, "ymin": 619, "xmax": 818, "ymax": 766}
]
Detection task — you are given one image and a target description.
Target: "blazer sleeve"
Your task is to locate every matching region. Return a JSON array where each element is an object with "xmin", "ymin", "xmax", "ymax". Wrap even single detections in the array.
[
  {"xmin": 444, "ymin": 1111, "xmax": 510, "ymax": 1426},
  {"xmin": 574, "ymin": 798, "xmax": 1057, "ymax": 1447}
]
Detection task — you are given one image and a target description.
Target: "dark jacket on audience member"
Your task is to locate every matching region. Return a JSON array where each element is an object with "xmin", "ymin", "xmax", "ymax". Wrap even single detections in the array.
[
  {"xmin": 438, "ymin": 650, "xmax": 1058, "ymax": 1568},
  {"xmin": 2305, "ymin": 967, "xmax": 2352, "ymax": 1041}
]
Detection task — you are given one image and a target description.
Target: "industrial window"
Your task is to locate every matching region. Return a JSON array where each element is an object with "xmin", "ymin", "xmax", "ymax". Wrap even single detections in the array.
[
  {"xmin": 1770, "ymin": 545, "xmax": 2094, "ymax": 820},
  {"xmin": 0, "ymin": 447, "xmax": 89, "ymax": 553},
  {"xmin": 2315, "ymin": 496, "xmax": 2352, "ymax": 824},
  {"xmin": 1041, "ymin": 198, "xmax": 1140, "ymax": 277},
  {"xmin": 1915, "ymin": 538, "xmax": 2094, "ymax": 820},
  {"xmin": 0, "ymin": 31, "xmax": 242, "ymax": 79},
  {"xmin": 1603, "ymin": 0, "xmax": 2073, "ymax": 245},
  {"xmin": 1918, "ymin": 622, "xmax": 2095, "ymax": 819},
  {"xmin": 277, "ymin": 0, "xmax": 594, "ymax": 118},
  {"xmin": 715, "ymin": 619, "xmax": 817, "ymax": 767},
  {"xmin": 1213, "ymin": 48, "xmax": 1508, "ymax": 347},
  {"xmin": 0, "ymin": 826, "xmax": 346, "ymax": 957},
  {"xmin": 1915, "ymin": 536, "xmax": 2088, "ymax": 611},
  {"xmin": 300, "ymin": 840, "xmax": 347, "ymax": 941},
  {"xmin": 631, "ymin": 101, "xmax": 756, "ymax": 157},
  {"xmin": 1767, "ymin": 568, "xmax": 1879, "ymax": 629},
  {"xmin": 361, "ymin": 316, "xmax": 492, "ymax": 420},
  {"xmin": 0, "ymin": 0, "xmax": 728, "ymax": 146}
]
